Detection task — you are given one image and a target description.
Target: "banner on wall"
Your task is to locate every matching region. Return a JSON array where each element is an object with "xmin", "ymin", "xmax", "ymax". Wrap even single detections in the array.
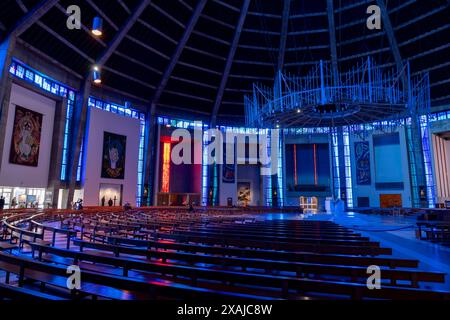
[
  {"xmin": 99, "ymin": 183, "xmax": 122, "ymax": 206},
  {"xmin": 419, "ymin": 185, "xmax": 427, "ymax": 201},
  {"xmin": 222, "ymin": 143, "xmax": 235, "ymax": 183},
  {"xmin": 9, "ymin": 105, "xmax": 43, "ymax": 167},
  {"xmin": 222, "ymin": 163, "xmax": 235, "ymax": 183},
  {"xmin": 237, "ymin": 182, "xmax": 251, "ymax": 206},
  {"xmin": 101, "ymin": 131, "xmax": 127, "ymax": 179},
  {"xmin": 354, "ymin": 141, "xmax": 371, "ymax": 185}
]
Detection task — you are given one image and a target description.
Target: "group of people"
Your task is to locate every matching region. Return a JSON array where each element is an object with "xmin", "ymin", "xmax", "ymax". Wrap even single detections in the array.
[
  {"xmin": 100, "ymin": 196, "xmax": 115, "ymax": 207},
  {"xmin": 100, "ymin": 196, "xmax": 132, "ymax": 211},
  {"xmin": 72, "ymin": 199, "xmax": 83, "ymax": 210},
  {"xmin": 0, "ymin": 196, "xmax": 18, "ymax": 210}
]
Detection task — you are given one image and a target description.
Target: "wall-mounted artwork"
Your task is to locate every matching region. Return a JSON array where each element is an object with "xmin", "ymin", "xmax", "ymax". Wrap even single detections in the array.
[
  {"xmin": 285, "ymin": 143, "xmax": 330, "ymax": 189},
  {"xmin": 99, "ymin": 183, "xmax": 122, "ymax": 206},
  {"xmin": 355, "ymin": 141, "xmax": 371, "ymax": 185},
  {"xmin": 101, "ymin": 132, "xmax": 127, "ymax": 179},
  {"xmin": 9, "ymin": 105, "xmax": 43, "ymax": 167},
  {"xmin": 222, "ymin": 144, "xmax": 235, "ymax": 183},
  {"xmin": 237, "ymin": 182, "xmax": 251, "ymax": 206},
  {"xmin": 222, "ymin": 163, "xmax": 235, "ymax": 183}
]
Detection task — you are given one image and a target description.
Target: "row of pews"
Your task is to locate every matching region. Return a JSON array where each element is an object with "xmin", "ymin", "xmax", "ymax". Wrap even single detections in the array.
[
  {"xmin": 416, "ymin": 210, "xmax": 450, "ymax": 246},
  {"xmin": 355, "ymin": 207, "xmax": 419, "ymax": 216},
  {"xmin": 0, "ymin": 209, "xmax": 449, "ymax": 300},
  {"xmin": 357, "ymin": 207, "xmax": 450, "ymax": 217}
]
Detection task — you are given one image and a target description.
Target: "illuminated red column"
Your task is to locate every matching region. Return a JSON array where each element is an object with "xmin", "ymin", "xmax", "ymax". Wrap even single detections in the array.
[{"xmin": 161, "ymin": 142, "xmax": 171, "ymax": 193}]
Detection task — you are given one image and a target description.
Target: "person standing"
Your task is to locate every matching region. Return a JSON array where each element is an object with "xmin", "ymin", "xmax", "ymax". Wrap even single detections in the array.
[
  {"xmin": 11, "ymin": 197, "xmax": 17, "ymax": 209},
  {"xmin": 108, "ymin": 198, "xmax": 113, "ymax": 206},
  {"xmin": 101, "ymin": 196, "xmax": 106, "ymax": 206},
  {"xmin": 0, "ymin": 196, "xmax": 5, "ymax": 210}
]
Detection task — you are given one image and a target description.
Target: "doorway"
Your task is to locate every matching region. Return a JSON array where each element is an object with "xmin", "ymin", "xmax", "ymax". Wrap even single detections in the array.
[
  {"xmin": 300, "ymin": 196, "xmax": 318, "ymax": 212},
  {"xmin": 99, "ymin": 183, "xmax": 123, "ymax": 207},
  {"xmin": 380, "ymin": 194, "xmax": 402, "ymax": 208}
]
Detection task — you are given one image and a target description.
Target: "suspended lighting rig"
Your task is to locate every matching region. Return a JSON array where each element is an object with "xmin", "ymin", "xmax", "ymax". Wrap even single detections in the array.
[{"xmin": 245, "ymin": 57, "xmax": 430, "ymax": 129}]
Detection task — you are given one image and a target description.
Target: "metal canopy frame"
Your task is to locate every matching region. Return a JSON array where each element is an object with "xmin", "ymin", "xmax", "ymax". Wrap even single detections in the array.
[{"xmin": 245, "ymin": 58, "xmax": 430, "ymax": 129}]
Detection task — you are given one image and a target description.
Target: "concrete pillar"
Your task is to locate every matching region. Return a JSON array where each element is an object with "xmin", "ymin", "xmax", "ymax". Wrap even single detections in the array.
[
  {"xmin": 0, "ymin": 37, "xmax": 15, "ymax": 171},
  {"xmin": 0, "ymin": 37, "xmax": 15, "ymax": 110},
  {"xmin": 67, "ymin": 80, "xmax": 91, "ymax": 208},
  {"xmin": 143, "ymin": 103, "xmax": 157, "ymax": 206},
  {"xmin": 152, "ymin": 123, "xmax": 161, "ymax": 206},
  {"xmin": 0, "ymin": 79, "xmax": 13, "ymax": 172},
  {"xmin": 336, "ymin": 127, "xmax": 348, "ymax": 207},
  {"xmin": 47, "ymin": 97, "xmax": 68, "ymax": 208}
]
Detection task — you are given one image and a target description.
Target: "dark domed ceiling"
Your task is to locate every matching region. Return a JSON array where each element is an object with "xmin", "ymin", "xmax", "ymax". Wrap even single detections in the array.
[{"xmin": 1, "ymin": 0, "xmax": 449, "ymax": 123}]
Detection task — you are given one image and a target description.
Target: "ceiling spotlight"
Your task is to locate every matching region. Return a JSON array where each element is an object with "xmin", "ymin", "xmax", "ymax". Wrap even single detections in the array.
[
  {"xmin": 92, "ymin": 65, "xmax": 101, "ymax": 84},
  {"xmin": 91, "ymin": 16, "xmax": 103, "ymax": 36}
]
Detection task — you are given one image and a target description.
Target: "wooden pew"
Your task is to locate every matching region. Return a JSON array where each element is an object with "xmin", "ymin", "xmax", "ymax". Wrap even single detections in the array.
[
  {"xmin": 185, "ymin": 224, "xmax": 365, "ymax": 238},
  {"xmin": 144, "ymin": 229, "xmax": 375, "ymax": 245},
  {"xmin": 0, "ymin": 282, "xmax": 66, "ymax": 300},
  {"xmin": 30, "ymin": 242, "xmax": 445, "ymax": 288},
  {"xmin": 107, "ymin": 232, "xmax": 390, "ymax": 256},
  {"xmin": 74, "ymin": 217, "xmax": 383, "ymax": 250},
  {"xmin": 26, "ymin": 244, "xmax": 450, "ymax": 300},
  {"xmin": 0, "ymin": 283, "xmax": 66, "ymax": 301},
  {"xmin": 7, "ymin": 210, "xmax": 450, "ymax": 300},
  {"xmin": 417, "ymin": 222, "xmax": 450, "ymax": 244},
  {"xmin": 30, "ymin": 221, "xmax": 77, "ymax": 249},
  {"xmin": 73, "ymin": 238, "xmax": 417, "ymax": 268},
  {"xmin": 81, "ymin": 217, "xmax": 374, "ymax": 244},
  {"xmin": 99, "ymin": 217, "xmax": 366, "ymax": 239},
  {"xmin": 0, "ymin": 252, "xmax": 275, "ymax": 300},
  {"xmin": 70, "ymin": 223, "xmax": 117, "ymax": 243}
]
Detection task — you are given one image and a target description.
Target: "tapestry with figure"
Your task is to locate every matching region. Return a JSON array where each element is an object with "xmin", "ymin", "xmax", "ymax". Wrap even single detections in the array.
[
  {"xmin": 9, "ymin": 105, "xmax": 43, "ymax": 167},
  {"xmin": 355, "ymin": 141, "xmax": 371, "ymax": 185},
  {"xmin": 101, "ymin": 132, "xmax": 127, "ymax": 179},
  {"xmin": 237, "ymin": 182, "xmax": 251, "ymax": 206}
]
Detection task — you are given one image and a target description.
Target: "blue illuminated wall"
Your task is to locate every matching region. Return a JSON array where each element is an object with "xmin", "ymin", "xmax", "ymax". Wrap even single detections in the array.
[
  {"xmin": 331, "ymin": 128, "xmax": 341, "ymax": 202},
  {"xmin": 420, "ymin": 115, "xmax": 436, "ymax": 208},
  {"xmin": 373, "ymin": 133, "xmax": 403, "ymax": 185},
  {"xmin": 202, "ymin": 128, "xmax": 210, "ymax": 206},
  {"xmin": 342, "ymin": 128, "xmax": 353, "ymax": 208},
  {"xmin": 350, "ymin": 129, "xmax": 412, "ymax": 208},
  {"xmin": 285, "ymin": 143, "xmax": 330, "ymax": 187}
]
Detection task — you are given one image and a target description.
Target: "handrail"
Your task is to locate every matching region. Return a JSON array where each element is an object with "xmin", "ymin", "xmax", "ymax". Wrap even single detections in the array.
[{"xmin": 2, "ymin": 212, "xmax": 47, "ymax": 246}]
